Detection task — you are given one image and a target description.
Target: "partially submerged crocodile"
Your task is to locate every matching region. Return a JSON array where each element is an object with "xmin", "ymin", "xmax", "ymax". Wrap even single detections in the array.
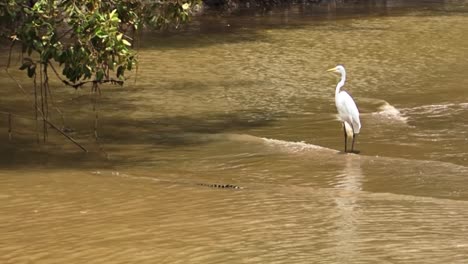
[
  {"xmin": 103, "ymin": 171, "xmax": 244, "ymax": 190},
  {"xmin": 196, "ymin": 183, "xmax": 243, "ymax": 189}
]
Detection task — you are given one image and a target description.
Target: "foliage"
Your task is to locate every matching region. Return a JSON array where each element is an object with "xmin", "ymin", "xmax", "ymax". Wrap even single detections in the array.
[
  {"xmin": 0, "ymin": 0, "xmax": 199, "ymax": 148},
  {"xmin": 1, "ymin": 0, "xmax": 199, "ymax": 86}
]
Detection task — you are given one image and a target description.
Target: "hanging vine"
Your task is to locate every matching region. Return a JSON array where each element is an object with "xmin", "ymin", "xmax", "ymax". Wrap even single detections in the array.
[{"xmin": 1, "ymin": 0, "xmax": 200, "ymax": 150}]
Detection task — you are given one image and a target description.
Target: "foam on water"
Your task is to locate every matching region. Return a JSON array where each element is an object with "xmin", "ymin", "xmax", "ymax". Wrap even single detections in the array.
[
  {"xmin": 404, "ymin": 102, "xmax": 468, "ymax": 117},
  {"xmin": 260, "ymin": 137, "xmax": 337, "ymax": 154},
  {"xmin": 371, "ymin": 101, "xmax": 408, "ymax": 123},
  {"xmin": 226, "ymin": 133, "xmax": 467, "ymax": 171},
  {"xmin": 224, "ymin": 133, "xmax": 341, "ymax": 156}
]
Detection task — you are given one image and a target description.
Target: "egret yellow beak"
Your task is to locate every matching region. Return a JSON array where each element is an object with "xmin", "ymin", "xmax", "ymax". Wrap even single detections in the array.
[{"xmin": 326, "ymin": 67, "xmax": 337, "ymax": 72}]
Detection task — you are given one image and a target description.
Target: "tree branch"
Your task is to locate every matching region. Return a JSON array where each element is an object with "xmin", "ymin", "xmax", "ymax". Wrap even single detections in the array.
[
  {"xmin": 0, "ymin": 111, "xmax": 88, "ymax": 152},
  {"xmin": 62, "ymin": 78, "xmax": 124, "ymax": 89}
]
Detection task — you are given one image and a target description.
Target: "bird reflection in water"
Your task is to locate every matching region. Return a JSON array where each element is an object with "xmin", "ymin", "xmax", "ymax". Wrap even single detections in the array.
[{"xmin": 333, "ymin": 156, "xmax": 363, "ymax": 261}]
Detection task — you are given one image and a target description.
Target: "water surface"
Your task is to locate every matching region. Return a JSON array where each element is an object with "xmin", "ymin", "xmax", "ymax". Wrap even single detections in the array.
[{"xmin": 1, "ymin": 1, "xmax": 468, "ymax": 263}]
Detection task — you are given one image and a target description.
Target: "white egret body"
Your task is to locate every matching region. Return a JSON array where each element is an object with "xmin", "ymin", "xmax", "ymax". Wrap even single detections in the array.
[{"xmin": 327, "ymin": 65, "xmax": 361, "ymax": 153}]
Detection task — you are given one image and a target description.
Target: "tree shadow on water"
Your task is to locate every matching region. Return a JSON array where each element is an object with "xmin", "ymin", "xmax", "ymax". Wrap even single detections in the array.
[
  {"xmin": 0, "ymin": 110, "xmax": 277, "ymax": 168},
  {"xmin": 98, "ymin": 110, "xmax": 277, "ymax": 147}
]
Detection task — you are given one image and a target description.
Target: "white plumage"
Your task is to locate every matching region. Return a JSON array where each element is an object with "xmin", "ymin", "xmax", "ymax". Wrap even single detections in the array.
[{"xmin": 327, "ymin": 65, "xmax": 361, "ymax": 153}]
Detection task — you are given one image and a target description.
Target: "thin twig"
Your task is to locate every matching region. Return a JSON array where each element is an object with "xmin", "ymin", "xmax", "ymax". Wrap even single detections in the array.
[
  {"xmin": 45, "ymin": 77, "xmax": 66, "ymax": 126},
  {"xmin": 47, "ymin": 63, "xmax": 68, "ymax": 126},
  {"xmin": 56, "ymin": 27, "xmax": 74, "ymax": 42},
  {"xmin": 8, "ymin": 113, "xmax": 12, "ymax": 141},
  {"xmin": 44, "ymin": 119, "xmax": 88, "ymax": 152},
  {"xmin": 94, "ymin": 111, "xmax": 99, "ymax": 140},
  {"xmin": 92, "ymin": 82, "xmax": 99, "ymax": 140},
  {"xmin": 4, "ymin": 68, "xmax": 28, "ymax": 96},
  {"xmin": 134, "ymin": 28, "xmax": 140, "ymax": 86},
  {"xmin": 33, "ymin": 69, "xmax": 39, "ymax": 142},
  {"xmin": 0, "ymin": 111, "xmax": 88, "ymax": 152},
  {"xmin": 44, "ymin": 64, "xmax": 49, "ymax": 123},
  {"xmin": 3, "ymin": 53, "xmax": 87, "ymax": 152},
  {"xmin": 6, "ymin": 37, "xmax": 16, "ymax": 69},
  {"xmin": 48, "ymin": 62, "xmax": 66, "ymax": 83},
  {"xmin": 40, "ymin": 63, "xmax": 47, "ymax": 142}
]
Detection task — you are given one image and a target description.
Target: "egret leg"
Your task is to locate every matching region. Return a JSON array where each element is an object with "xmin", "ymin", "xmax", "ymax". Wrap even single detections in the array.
[
  {"xmin": 351, "ymin": 134, "xmax": 356, "ymax": 153},
  {"xmin": 343, "ymin": 123, "xmax": 347, "ymax": 153}
]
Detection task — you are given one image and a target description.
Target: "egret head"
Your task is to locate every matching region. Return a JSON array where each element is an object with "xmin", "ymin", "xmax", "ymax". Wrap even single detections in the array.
[{"xmin": 326, "ymin": 65, "xmax": 346, "ymax": 75}]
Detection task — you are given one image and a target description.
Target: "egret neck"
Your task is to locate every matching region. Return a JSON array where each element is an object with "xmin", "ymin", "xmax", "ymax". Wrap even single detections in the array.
[{"xmin": 335, "ymin": 68, "xmax": 346, "ymax": 97}]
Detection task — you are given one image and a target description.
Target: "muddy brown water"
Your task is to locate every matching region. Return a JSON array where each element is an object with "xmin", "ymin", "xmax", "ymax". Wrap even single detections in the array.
[{"xmin": 1, "ymin": 1, "xmax": 468, "ymax": 263}]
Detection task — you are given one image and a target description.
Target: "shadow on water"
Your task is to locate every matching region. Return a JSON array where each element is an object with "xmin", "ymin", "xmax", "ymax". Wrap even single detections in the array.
[
  {"xmin": 0, "ymin": 108, "xmax": 277, "ymax": 168},
  {"xmin": 99, "ymin": 110, "xmax": 277, "ymax": 145},
  {"xmin": 0, "ymin": 66, "xmax": 280, "ymax": 168},
  {"xmin": 140, "ymin": 0, "xmax": 448, "ymax": 49}
]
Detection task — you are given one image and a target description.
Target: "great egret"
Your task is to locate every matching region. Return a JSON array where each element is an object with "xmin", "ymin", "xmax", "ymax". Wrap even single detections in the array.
[{"xmin": 327, "ymin": 65, "xmax": 361, "ymax": 153}]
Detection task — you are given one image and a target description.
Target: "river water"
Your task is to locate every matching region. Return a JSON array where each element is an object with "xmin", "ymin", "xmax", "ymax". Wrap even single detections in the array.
[{"xmin": 1, "ymin": 1, "xmax": 468, "ymax": 263}]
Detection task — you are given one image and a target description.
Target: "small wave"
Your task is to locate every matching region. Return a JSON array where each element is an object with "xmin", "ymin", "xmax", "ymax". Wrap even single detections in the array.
[
  {"xmin": 224, "ymin": 133, "xmax": 338, "ymax": 154},
  {"xmin": 261, "ymin": 137, "xmax": 338, "ymax": 154},
  {"xmin": 226, "ymin": 133, "xmax": 467, "ymax": 170},
  {"xmin": 404, "ymin": 102, "xmax": 468, "ymax": 117},
  {"xmin": 224, "ymin": 133, "xmax": 266, "ymax": 143},
  {"xmin": 371, "ymin": 101, "xmax": 408, "ymax": 123}
]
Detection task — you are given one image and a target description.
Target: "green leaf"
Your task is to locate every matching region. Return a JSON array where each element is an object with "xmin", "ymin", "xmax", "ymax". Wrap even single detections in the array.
[
  {"xmin": 27, "ymin": 65, "xmax": 36, "ymax": 78},
  {"xmin": 19, "ymin": 58, "xmax": 33, "ymax": 70},
  {"xmin": 10, "ymin": 0, "xmax": 199, "ymax": 85},
  {"xmin": 110, "ymin": 9, "xmax": 117, "ymax": 17},
  {"xmin": 122, "ymin": 39, "xmax": 131, "ymax": 46},
  {"xmin": 95, "ymin": 30, "xmax": 108, "ymax": 39}
]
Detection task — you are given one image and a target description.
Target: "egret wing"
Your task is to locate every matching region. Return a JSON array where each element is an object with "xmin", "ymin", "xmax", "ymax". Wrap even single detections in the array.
[{"xmin": 336, "ymin": 91, "xmax": 361, "ymax": 134}]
